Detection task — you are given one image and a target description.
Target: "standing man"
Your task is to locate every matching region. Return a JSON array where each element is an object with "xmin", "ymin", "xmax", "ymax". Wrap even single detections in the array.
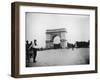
[{"xmin": 33, "ymin": 40, "xmax": 38, "ymax": 63}]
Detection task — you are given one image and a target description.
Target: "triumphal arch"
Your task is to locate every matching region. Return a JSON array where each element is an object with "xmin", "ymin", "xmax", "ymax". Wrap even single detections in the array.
[{"xmin": 46, "ymin": 28, "xmax": 67, "ymax": 49}]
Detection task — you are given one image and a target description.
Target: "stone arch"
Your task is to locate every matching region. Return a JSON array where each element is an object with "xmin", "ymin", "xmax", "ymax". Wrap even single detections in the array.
[{"xmin": 46, "ymin": 28, "xmax": 67, "ymax": 49}]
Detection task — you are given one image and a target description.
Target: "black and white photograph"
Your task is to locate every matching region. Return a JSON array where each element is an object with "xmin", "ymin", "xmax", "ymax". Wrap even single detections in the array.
[
  {"xmin": 25, "ymin": 12, "xmax": 90, "ymax": 67},
  {"xmin": 11, "ymin": 2, "xmax": 97, "ymax": 77}
]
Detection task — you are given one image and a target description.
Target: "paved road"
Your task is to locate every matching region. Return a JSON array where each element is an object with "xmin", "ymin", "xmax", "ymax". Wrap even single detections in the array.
[{"xmin": 26, "ymin": 48, "xmax": 89, "ymax": 67}]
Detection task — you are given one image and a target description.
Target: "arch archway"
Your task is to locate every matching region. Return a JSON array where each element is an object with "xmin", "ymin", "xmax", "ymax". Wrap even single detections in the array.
[{"xmin": 46, "ymin": 28, "xmax": 67, "ymax": 49}]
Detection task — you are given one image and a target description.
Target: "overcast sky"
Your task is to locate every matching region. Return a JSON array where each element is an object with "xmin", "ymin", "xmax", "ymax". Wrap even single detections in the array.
[{"xmin": 26, "ymin": 12, "xmax": 90, "ymax": 48}]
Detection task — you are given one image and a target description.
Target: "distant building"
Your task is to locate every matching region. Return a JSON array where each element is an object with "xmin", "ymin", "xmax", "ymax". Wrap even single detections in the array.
[{"xmin": 46, "ymin": 28, "xmax": 67, "ymax": 49}]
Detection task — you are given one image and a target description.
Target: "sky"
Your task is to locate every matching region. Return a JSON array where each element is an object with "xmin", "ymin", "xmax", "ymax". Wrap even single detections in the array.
[{"xmin": 25, "ymin": 12, "xmax": 90, "ymax": 48}]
